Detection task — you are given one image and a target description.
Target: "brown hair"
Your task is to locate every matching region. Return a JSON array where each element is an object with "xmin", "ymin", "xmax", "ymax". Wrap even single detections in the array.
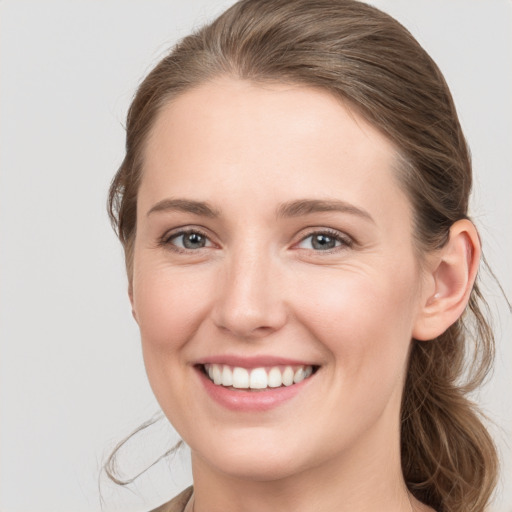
[{"xmin": 106, "ymin": 1, "xmax": 498, "ymax": 510}]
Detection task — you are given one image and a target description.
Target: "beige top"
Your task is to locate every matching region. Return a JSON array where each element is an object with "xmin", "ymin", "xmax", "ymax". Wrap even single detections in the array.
[
  {"xmin": 149, "ymin": 485, "xmax": 437, "ymax": 511},
  {"xmin": 149, "ymin": 486, "xmax": 194, "ymax": 512}
]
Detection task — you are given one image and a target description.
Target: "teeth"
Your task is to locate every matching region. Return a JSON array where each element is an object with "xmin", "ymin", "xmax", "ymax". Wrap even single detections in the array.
[
  {"xmin": 221, "ymin": 365, "xmax": 233, "ymax": 386},
  {"xmin": 212, "ymin": 364, "xmax": 222, "ymax": 385},
  {"xmin": 232, "ymin": 367, "xmax": 249, "ymax": 388},
  {"xmin": 282, "ymin": 366, "xmax": 294, "ymax": 386},
  {"xmin": 268, "ymin": 367, "xmax": 282, "ymax": 388},
  {"xmin": 249, "ymin": 368, "xmax": 268, "ymax": 389},
  {"xmin": 203, "ymin": 363, "xmax": 315, "ymax": 389},
  {"xmin": 293, "ymin": 367, "xmax": 305, "ymax": 384}
]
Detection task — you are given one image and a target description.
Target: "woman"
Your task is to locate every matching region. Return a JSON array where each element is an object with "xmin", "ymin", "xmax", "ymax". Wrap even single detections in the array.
[{"xmin": 106, "ymin": 1, "xmax": 499, "ymax": 511}]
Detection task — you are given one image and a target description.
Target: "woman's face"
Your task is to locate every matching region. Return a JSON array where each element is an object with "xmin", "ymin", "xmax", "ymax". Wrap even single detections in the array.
[{"xmin": 131, "ymin": 78, "xmax": 428, "ymax": 481}]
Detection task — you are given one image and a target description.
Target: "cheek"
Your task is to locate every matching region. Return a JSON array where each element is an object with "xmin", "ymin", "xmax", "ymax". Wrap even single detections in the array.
[
  {"xmin": 294, "ymin": 264, "xmax": 420, "ymax": 368},
  {"xmin": 132, "ymin": 263, "xmax": 213, "ymax": 354},
  {"xmin": 294, "ymin": 267, "xmax": 420, "ymax": 433},
  {"xmin": 132, "ymin": 264, "xmax": 215, "ymax": 420}
]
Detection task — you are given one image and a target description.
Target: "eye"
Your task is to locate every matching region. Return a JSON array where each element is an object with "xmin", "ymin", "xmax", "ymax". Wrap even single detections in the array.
[
  {"xmin": 163, "ymin": 229, "xmax": 214, "ymax": 251},
  {"xmin": 296, "ymin": 229, "xmax": 352, "ymax": 252}
]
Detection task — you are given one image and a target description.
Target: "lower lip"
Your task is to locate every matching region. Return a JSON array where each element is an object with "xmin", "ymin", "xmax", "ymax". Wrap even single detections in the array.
[{"xmin": 195, "ymin": 366, "xmax": 315, "ymax": 412}]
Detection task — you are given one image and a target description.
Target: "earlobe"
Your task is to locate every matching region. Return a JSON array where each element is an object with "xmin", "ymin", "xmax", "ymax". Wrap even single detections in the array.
[{"xmin": 413, "ymin": 219, "xmax": 481, "ymax": 341}]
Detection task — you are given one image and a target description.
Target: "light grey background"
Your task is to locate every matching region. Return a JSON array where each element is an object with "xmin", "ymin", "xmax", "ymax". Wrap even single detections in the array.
[{"xmin": 0, "ymin": 1, "xmax": 510, "ymax": 511}]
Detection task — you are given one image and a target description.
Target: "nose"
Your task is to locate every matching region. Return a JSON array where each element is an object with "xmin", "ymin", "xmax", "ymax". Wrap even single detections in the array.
[{"xmin": 211, "ymin": 244, "xmax": 288, "ymax": 340}]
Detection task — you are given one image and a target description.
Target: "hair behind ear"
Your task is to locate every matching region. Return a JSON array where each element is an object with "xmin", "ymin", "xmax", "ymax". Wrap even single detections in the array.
[{"xmin": 401, "ymin": 279, "xmax": 498, "ymax": 512}]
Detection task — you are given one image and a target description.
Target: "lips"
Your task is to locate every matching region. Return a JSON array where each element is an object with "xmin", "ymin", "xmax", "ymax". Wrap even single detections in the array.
[{"xmin": 194, "ymin": 356, "xmax": 320, "ymax": 411}]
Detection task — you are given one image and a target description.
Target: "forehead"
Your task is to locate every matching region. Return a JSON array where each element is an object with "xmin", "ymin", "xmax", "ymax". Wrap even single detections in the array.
[{"xmin": 140, "ymin": 77, "xmax": 411, "ymax": 226}]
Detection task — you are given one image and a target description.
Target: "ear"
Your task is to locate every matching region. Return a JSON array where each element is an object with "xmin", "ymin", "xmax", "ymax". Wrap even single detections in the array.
[
  {"xmin": 128, "ymin": 281, "xmax": 139, "ymax": 323},
  {"xmin": 413, "ymin": 219, "xmax": 480, "ymax": 341}
]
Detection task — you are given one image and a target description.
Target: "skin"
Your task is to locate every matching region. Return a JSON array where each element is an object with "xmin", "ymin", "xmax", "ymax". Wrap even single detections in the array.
[{"xmin": 130, "ymin": 78, "xmax": 479, "ymax": 512}]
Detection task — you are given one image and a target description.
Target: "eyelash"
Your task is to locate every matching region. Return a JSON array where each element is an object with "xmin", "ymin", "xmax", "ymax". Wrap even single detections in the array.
[
  {"xmin": 160, "ymin": 228, "xmax": 213, "ymax": 254},
  {"xmin": 296, "ymin": 228, "xmax": 353, "ymax": 253},
  {"xmin": 159, "ymin": 227, "xmax": 353, "ymax": 255}
]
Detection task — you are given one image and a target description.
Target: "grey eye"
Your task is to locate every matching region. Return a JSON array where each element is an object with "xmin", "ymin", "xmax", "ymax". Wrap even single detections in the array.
[
  {"xmin": 297, "ymin": 232, "xmax": 344, "ymax": 251},
  {"xmin": 170, "ymin": 231, "xmax": 211, "ymax": 250}
]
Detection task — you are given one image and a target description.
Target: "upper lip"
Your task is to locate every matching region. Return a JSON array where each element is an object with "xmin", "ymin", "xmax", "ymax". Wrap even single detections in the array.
[{"xmin": 194, "ymin": 355, "xmax": 319, "ymax": 369}]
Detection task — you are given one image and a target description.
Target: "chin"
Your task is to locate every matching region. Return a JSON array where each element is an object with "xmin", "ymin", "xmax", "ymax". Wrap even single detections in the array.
[
  {"xmin": 205, "ymin": 451, "xmax": 305, "ymax": 482},
  {"xmin": 190, "ymin": 429, "xmax": 313, "ymax": 482}
]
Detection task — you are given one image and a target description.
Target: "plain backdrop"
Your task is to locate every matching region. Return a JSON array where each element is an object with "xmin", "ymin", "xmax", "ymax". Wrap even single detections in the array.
[{"xmin": 0, "ymin": 1, "xmax": 511, "ymax": 511}]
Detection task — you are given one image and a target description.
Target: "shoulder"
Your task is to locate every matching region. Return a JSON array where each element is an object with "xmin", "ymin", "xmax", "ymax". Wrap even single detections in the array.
[{"xmin": 148, "ymin": 486, "xmax": 193, "ymax": 512}]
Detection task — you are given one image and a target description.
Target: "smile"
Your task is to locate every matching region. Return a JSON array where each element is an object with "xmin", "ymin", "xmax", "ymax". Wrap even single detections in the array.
[{"xmin": 202, "ymin": 363, "xmax": 316, "ymax": 390}]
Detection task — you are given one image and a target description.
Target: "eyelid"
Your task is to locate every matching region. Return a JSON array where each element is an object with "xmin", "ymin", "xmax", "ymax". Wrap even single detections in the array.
[
  {"xmin": 160, "ymin": 226, "xmax": 216, "ymax": 253},
  {"xmin": 294, "ymin": 228, "xmax": 354, "ymax": 252},
  {"xmin": 158, "ymin": 226, "xmax": 354, "ymax": 254}
]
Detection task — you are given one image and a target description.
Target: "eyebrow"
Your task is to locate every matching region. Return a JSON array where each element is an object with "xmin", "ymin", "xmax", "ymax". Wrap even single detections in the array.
[
  {"xmin": 147, "ymin": 198, "xmax": 221, "ymax": 218},
  {"xmin": 147, "ymin": 197, "xmax": 374, "ymax": 223},
  {"xmin": 275, "ymin": 198, "xmax": 374, "ymax": 223}
]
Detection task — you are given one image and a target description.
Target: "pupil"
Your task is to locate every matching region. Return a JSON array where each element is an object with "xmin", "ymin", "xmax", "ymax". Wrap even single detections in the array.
[
  {"xmin": 313, "ymin": 234, "xmax": 335, "ymax": 250},
  {"xmin": 184, "ymin": 232, "xmax": 205, "ymax": 249}
]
